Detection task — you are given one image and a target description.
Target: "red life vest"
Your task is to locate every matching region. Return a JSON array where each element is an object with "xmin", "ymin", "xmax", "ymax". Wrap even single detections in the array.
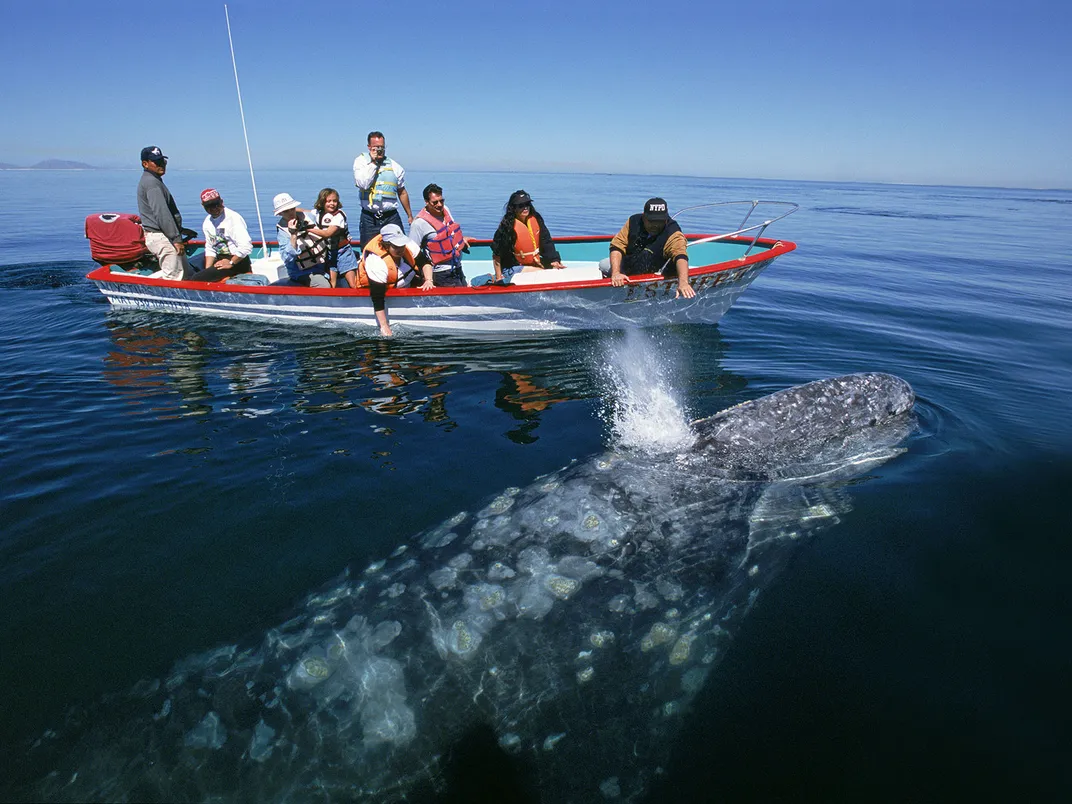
[
  {"xmin": 85, "ymin": 213, "xmax": 148, "ymax": 265},
  {"xmin": 513, "ymin": 216, "xmax": 542, "ymax": 266},
  {"xmin": 416, "ymin": 207, "xmax": 465, "ymax": 265}
]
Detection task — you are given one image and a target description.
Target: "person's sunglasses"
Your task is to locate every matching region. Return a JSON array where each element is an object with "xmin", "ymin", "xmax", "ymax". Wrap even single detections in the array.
[{"xmin": 204, "ymin": 201, "xmax": 223, "ymax": 210}]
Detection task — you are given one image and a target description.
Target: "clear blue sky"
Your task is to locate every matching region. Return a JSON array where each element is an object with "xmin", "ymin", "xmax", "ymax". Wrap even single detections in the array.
[{"xmin": 2, "ymin": 0, "xmax": 1069, "ymax": 188}]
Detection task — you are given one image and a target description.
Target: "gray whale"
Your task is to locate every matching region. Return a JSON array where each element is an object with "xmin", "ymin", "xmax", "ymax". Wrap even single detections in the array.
[{"xmin": 23, "ymin": 373, "xmax": 915, "ymax": 803}]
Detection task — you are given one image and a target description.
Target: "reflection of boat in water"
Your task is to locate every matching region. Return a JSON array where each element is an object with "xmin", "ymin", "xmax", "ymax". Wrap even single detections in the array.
[
  {"xmin": 97, "ymin": 321, "xmax": 743, "ymax": 456},
  {"xmin": 98, "ymin": 321, "xmax": 664, "ymax": 439},
  {"xmin": 87, "ymin": 202, "xmax": 797, "ymax": 334}
]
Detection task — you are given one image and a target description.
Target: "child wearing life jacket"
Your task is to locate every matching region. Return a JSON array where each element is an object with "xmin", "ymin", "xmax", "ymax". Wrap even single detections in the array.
[{"xmin": 309, "ymin": 188, "xmax": 359, "ymax": 289}]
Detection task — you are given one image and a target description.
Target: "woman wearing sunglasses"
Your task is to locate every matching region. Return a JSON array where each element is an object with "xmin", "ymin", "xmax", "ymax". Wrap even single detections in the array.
[{"xmin": 490, "ymin": 190, "xmax": 567, "ymax": 284}]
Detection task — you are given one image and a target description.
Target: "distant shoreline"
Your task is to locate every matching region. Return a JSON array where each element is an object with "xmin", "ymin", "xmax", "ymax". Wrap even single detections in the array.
[{"xmin": 0, "ymin": 160, "xmax": 101, "ymax": 170}]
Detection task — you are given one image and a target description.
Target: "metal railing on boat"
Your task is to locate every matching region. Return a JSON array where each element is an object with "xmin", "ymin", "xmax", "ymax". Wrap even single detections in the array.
[{"xmin": 674, "ymin": 200, "xmax": 799, "ymax": 256}]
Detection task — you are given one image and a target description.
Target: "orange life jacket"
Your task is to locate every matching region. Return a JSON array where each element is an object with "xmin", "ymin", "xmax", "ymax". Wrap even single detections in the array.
[
  {"xmin": 357, "ymin": 234, "xmax": 416, "ymax": 288},
  {"xmin": 513, "ymin": 216, "xmax": 542, "ymax": 267}
]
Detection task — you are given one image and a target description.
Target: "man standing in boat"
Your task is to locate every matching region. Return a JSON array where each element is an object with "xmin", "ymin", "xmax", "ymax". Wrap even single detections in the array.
[
  {"xmin": 136, "ymin": 146, "xmax": 191, "ymax": 281},
  {"xmin": 353, "ymin": 131, "xmax": 414, "ymax": 247},
  {"xmin": 602, "ymin": 198, "xmax": 696, "ymax": 299},
  {"xmin": 409, "ymin": 183, "xmax": 471, "ymax": 287}
]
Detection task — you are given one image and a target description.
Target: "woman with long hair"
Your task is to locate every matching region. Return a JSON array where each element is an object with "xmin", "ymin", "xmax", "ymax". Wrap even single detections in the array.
[{"xmin": 490, "ymin": 190, "xmax": 567, "ymax": 283}]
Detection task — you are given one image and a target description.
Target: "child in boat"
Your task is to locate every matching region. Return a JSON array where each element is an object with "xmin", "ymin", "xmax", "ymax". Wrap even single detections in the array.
[
  {"xmin": 490, "ymin": 190, "xmax": 567, "ymax": 283},
  {"xmin": 309, "ymin": 188, "xmax": 359, "ymax": 289}
]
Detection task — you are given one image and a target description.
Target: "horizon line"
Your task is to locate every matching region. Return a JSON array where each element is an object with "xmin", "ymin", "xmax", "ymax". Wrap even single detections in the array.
[{"xmin": 1, "ymin": 165, "xmax": 1069, "ymax": 194}]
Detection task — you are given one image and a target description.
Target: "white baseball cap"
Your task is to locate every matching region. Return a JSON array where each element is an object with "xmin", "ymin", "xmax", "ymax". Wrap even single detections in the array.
[{"xmin": 379, "ymin": 223, "xmax": 409, "ymax": 248}]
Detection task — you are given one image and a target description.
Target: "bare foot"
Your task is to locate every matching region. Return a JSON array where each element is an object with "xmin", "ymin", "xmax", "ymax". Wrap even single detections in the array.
[{"xmin": 379, "ymin": 325, "xmax": 393, "ymax": 337}]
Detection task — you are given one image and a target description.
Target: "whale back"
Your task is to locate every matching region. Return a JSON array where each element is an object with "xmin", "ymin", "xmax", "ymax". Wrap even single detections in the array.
[{"xmin": 693, "ymin": 373, "xmax": 916, "ymax": 479}]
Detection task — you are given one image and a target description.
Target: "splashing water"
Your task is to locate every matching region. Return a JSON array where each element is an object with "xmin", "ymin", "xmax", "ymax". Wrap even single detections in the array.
[{"xmin": 597, "ymin": 329, "xmax": 695, "ymax": 453}]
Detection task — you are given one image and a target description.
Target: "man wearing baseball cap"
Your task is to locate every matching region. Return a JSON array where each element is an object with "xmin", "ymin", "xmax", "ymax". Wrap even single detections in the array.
[
  {"xmin": 360, "ymin": 222, "xmax": 434, "ymax": 337},
  {"xmin": 601, "ymin": 198, "xmax": 695, "ymax": 299},
  {"xmin": 194, "ymin": 188, "xmax": 253, "ymax": 282},
  {"xmin": 136, "ymin": 146, "xmax": 191, "ymax": 281}
]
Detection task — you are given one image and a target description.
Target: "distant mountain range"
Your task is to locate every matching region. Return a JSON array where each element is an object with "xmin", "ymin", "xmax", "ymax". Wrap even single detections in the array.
[{"xmin": 0, "ymin": 159, "xmax": 100, "ymax": 170}]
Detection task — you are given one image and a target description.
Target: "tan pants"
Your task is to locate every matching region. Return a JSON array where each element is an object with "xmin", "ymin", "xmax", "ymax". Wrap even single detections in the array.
[{"xmin": 144, "ymin": 231, "xmax": 189, "ymax": 281}]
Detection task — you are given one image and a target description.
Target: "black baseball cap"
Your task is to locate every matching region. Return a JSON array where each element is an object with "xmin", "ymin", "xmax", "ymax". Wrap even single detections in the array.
[
  {"xmin": 643, "ymin": 197, "xmax": 669, "ymax": 222},
  {"xmin": 510, "ymin": 190, "xmax": 533, "ymax": 207},
  {"xmin": 140, "ymin": 145, "xmax": 167, "ymax": 164}
]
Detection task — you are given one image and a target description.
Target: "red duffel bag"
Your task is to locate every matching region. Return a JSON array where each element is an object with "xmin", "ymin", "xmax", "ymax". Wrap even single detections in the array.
[{"xmin": 85, "ymin": 213, "xmax": 149, "ymax": 265}]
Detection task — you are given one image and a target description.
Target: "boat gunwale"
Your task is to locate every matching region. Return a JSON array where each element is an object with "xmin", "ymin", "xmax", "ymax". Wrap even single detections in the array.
[{"xmin": 86, "ymin": 234, "xmax": 795, "ymax": 297}]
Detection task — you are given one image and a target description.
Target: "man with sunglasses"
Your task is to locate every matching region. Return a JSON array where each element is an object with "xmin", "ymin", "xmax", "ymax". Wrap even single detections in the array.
[
  {"xmin": 136, "ymin": 145, "xmax": 191, "ymax": 281},
  {"xmin": 195, "ymin": 188, "xmax": 253, "ymax": 282},
  {"xmin": 409, "ymin": 183, "xmax": 472, "ymax": 288}
]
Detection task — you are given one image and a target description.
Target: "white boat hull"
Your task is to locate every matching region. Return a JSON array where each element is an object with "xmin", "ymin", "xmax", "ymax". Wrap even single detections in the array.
[{"xmin": 88, "ymin": 236, "xmax": 794, "ymax": 334}]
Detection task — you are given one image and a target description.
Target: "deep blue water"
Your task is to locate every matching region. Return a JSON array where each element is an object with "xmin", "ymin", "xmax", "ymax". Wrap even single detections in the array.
[{"xmin": 1, "ymin": 170, "xmax": 1070, "ymax": 802}]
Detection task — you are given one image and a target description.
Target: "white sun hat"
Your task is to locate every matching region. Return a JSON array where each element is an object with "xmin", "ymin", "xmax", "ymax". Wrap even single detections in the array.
[{"xmin": 273, "ymin": 192, "xmax": 301, "ymax": 215}]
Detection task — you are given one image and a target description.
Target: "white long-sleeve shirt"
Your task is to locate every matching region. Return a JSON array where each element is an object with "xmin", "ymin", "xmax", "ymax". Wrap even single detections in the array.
[
  {"xmin": 202, "ymin": 207, "xmax": 253, "ymax": 260},
  {"xmin": 352, "ymin": 152, "xmax": 406, "ymax": 214}
]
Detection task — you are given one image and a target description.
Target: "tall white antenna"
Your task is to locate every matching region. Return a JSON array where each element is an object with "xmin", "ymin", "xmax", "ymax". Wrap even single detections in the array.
[{"xmin": 224, "ymin": 4, "xmax": 269, "ymax": 254}]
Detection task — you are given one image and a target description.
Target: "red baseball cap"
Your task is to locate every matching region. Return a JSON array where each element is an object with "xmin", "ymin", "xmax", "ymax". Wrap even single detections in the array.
[{"xmin": 200, "ymin": 188, "xmax": 222, "ymax": 205}]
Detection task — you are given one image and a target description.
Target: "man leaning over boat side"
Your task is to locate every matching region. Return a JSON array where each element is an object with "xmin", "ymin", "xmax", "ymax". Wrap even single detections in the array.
[
  {"xmin": 193, "ymin": 188, "xmax": 253, "ymax": 282},
  {"xmin": 360, "ymin": 223, "xmax": 433, "ymax": 337},
  {"xmin": 601, "ymin": 197, "xmax": 696, "ymax": 299},
  {"xmin": 136, "ymin": 146, "xmax": 191, "ymax": 281},
  {"xmin": 353, "ymin": 131, "xmax": 414, "ymax": 246},
  {"xmin": 409, "ymin": 183, "xmax": 472, "ymax": 288}
]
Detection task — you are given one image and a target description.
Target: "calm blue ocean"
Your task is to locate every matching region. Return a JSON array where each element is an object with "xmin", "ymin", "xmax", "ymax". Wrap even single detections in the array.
[{"xmin": 1, "ymin": 169, "xmax": 1070, "ymax": 801}]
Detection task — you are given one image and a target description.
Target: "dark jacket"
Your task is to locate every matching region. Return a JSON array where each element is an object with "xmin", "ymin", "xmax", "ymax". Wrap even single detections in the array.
[
  {"xmin": 491, "ymin": 210, "xmax": 561, "ymax": 271},
  {"xmin": 612, "ymin": 215, "xmax": 685, "ymax": 276}
]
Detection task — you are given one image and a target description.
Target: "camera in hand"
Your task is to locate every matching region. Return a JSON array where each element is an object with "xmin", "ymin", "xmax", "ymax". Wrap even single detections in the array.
[{"xmin": 293, "ymin": 218, "xmax": 310, "ymax": 234}]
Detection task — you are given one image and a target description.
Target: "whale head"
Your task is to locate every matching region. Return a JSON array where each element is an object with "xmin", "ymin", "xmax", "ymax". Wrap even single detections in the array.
[{"xmin": 692, "ymin": 373, "xmax": 916, "ymax": 480}]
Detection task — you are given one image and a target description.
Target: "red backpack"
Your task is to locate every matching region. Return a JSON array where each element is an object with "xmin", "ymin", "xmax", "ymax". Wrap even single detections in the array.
[{"xmin": 85, "ymin": 213, "xmax": 149, "ymax": 265}]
